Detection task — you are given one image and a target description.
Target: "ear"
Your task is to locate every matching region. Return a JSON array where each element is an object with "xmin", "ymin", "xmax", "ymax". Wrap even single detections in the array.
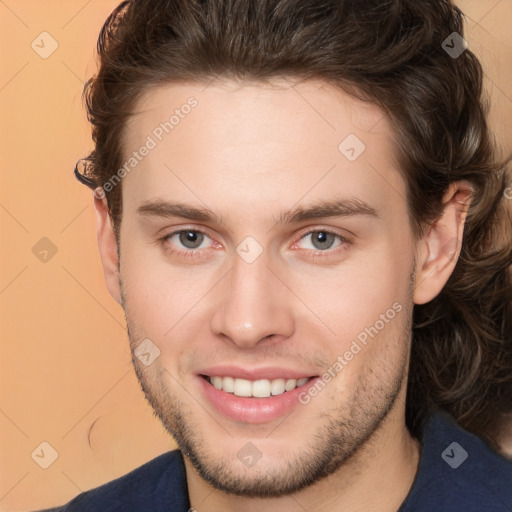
[
  {"xmin": 93, "ymin": 189, "xmax": 122, "ymax": 304},
  {"xmin": 413, "ymin": 181, "xmax": 473, "ymax": 305}
]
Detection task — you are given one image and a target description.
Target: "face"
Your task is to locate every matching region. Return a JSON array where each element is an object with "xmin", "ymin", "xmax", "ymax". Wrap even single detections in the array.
[{"xmin": 113, "ymin": 79, "xmax": 420, "ymax": 496}]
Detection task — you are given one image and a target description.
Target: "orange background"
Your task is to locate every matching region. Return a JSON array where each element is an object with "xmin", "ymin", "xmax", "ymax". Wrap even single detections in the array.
[{"xmin": 0, "ymin": 1, "xmax": 511, "ymax": 510}]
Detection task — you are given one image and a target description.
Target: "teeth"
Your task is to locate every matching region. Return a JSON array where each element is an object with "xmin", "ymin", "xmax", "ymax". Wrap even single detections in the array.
[
  {"xmin": 270, "ymin": 378, "xmax": 285, "ymax": 395},
  {"xmin": 207, "ymin": 376, "xmax": 312, "ymax": 397},
  {"xmin": 223, "ymin": 376, "xmax": 234, "ymax": 393},
  {"xmin": 252, "ymin": 379, "xmax": 271, "ymax": 398},
  {"xmin": 212, "ymin": 376, "xmax": 223, "ymax": 390},
  {"xmin": 233, "ymin": 378, "xmax": 252, "ymax": 397},
  {"xmin": 284, "ymin": 378, "xmax": 296, "ymax": 391}
]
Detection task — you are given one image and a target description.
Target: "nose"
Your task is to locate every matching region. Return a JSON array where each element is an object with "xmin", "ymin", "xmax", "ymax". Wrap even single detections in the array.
[{"xmin": 210, "ymin": 249, "xmax": 295, "ymax": 349}]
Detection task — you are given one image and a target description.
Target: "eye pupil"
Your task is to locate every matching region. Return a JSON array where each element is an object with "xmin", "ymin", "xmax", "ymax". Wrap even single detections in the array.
[
  {"xmin": 179, "ymin": 230, "xmax": 203, "ymax": 249},
  {"xmin": 312, "ymin": 231, "xmax": 335, "ymax": 250}
]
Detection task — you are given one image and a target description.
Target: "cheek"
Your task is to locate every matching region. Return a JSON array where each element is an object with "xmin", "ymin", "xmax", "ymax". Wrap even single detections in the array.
[
  {"xmin": 119, "ymin": 222, "xmax": 414, "ymax": 346},
  {"xmin": 300, "ymin": 241, "xmax": 413, "ymax": 341},
  {"xmin": 120, "ymin": 242, "xmax": 214, "ymax": 339},
  {"xmin": 320, "ymin": 295, "xmax": 411, "ymax": 401}
]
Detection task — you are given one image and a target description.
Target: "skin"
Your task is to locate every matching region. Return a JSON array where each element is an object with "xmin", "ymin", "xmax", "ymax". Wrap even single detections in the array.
[{"xmin": 94, "ymin": 79, "xmax": 472, "ymax": 512}]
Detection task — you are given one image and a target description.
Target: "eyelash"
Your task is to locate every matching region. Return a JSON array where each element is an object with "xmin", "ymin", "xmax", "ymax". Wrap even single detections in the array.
[{"xmin": 158, "ymin": 227, "xmax": 350, "ymax": 261}]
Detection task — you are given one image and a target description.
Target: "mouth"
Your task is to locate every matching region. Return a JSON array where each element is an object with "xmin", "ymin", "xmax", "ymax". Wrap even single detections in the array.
[
  {"xmin": 200, "ymin": 374, "xmax": 315, "ymax": 398},
  {"xmin": 194, "ymin": 363, "xmax": 322, "ymax": 423}
]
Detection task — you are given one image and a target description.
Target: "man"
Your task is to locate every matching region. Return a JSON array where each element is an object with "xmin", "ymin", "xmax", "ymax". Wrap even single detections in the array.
[{"xmin": 45, "ymin": 0, "xmax": 512, "ymax": 510}]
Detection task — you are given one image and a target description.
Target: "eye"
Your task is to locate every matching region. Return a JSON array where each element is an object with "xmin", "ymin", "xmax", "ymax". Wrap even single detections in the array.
[
  {"xmin": 173, "ymin": 230, "xmax": 208, "ymax": 249},
  {"xmin": 158, "ymin": 227, "xmax": 350, "ymax": 261},
  {"xmin": 292, "ymin": 229, "xmax": 349, "ymax": 259},
  {"xmin": 298, "ymin": 230, "xmax": 341, "ymax": 251},
  {"xmin": 160, "ymin": 228, "xmax": 214, "ymax": 258}
]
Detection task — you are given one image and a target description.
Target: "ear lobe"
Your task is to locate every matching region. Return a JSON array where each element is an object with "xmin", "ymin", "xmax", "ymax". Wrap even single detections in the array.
[
  {"xmin": 93, "ymin": 190, "xmax": 122, "ymax": 304},
  {"xmin": 413, "ymin": 182, "xmax": 473, "ymax": 305}
]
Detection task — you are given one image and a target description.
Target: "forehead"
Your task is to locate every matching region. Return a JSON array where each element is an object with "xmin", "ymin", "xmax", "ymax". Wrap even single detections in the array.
[
  {"xmin": 126, "ymin": 78, "xmax": 388, "ymax": 148},
  {"xmin": 120, "ymin": 79, "xmax": 405, "ymax": 220}
]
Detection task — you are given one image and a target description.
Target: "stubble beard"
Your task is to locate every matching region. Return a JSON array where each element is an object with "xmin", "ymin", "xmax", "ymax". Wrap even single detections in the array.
[{"xmin": 121, "ymin": 282, "xmax": 412, "ymax": 498}]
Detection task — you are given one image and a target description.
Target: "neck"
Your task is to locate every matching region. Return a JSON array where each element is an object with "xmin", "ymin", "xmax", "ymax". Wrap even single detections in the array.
[{"xmin": 184, "ymin": 392, "xmax": 421, "ymax": 512}]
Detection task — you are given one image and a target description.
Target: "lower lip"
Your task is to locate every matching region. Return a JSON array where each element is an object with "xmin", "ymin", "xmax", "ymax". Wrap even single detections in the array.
[{"xmin": 197, "ymin": 376, "xmax": 320, "ymax": 424}]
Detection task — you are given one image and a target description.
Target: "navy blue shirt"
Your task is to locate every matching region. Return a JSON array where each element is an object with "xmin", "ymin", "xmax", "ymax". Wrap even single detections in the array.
[{"xmin": 40, "ymin": 412, "xmax": 512, "ymax": 511}]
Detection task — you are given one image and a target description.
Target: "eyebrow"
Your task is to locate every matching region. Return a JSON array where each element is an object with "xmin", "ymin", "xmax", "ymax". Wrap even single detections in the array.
[
  {"xmin": 276, "ymin": 198, "xmax": 378, "ymax": 224},
  {"xmin": 136, "ymin": 197, "xmax": 379, "ymax": 227}
]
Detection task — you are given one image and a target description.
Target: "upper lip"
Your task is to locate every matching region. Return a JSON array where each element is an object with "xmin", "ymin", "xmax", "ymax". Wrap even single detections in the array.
[{"xmin": 196, "ymin": 365, "xmax": 318, "ymax": 381}]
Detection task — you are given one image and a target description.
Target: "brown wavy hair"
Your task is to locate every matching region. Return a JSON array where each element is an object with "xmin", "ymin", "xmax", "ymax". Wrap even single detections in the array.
[{"xmin": 76, "ymin": 0, "xmax": 512, "ymax": 451}]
